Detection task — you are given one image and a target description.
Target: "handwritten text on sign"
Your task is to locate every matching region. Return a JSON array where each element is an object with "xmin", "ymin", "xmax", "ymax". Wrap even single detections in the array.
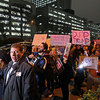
[
  {"xmin": 72, "ymin": 31, "xmax": 90, "ymax": 45},
  {"xmin": 51, "ymin": 35, "xmax": 70, "ymax": 46},
  {"xmin": 32, "ymin": 34, "xmax": 47, "ymax": 45},
  {"xmin": 63, "ymin": 43, "xmax": 71, "ymax": 60},
  {"xmin": 79, "ymin": 56, "xmax": 98, "ymax": 69}
]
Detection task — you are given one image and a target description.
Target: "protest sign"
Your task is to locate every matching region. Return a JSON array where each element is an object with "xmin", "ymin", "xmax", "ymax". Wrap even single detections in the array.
[
  {"xmin": 32, "ymin": 34, "xmax": 47, "ymax": 45},
  {"xmin": 72, "ymin": 31, "xmax": 90, "ymax": 45},
  {"xmin": 63, "ymin": 43, "xmax": 71, "ymax": 60},
  {"xmin": 50, "ymin": 35, "xmax": 70, "ymax": 46},
  {"xmin": 79, "ymin": 56, "xmax": 98, "ymax": 69}
]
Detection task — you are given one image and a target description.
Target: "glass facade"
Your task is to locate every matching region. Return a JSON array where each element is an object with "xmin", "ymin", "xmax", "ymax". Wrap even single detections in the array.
[
  {"xmin": 87, "ymin": 22, "xmax": 99, "ymax": 39},
  {"xmin": 36, "ymin": 6, "xmax": 85, "ymax": 36},
  {"xmin": 0, "ymin": 0, "xmax": 34, "ymax": 39},
  {"xmin": 32, "ymin": 0, "xmax": 56, "ymax": 8},
  {"xmin": 33, "ymin": 0, "xmax": 99, "ymax": 39}
]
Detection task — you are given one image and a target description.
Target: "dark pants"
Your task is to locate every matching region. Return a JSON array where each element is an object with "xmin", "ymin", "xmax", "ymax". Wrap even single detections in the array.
[
  {"xmin": 47, "ymin": 80, "xmax": 54, "ymax": 91},
  {"xmin": 59, "ymin": 74, "xmax": 70, "ymax": 100},
  {"xmin": 0, "ymin": 80, "xmax": 3, "ymax": 100},
  {"xmin": 38, "ymin": 73, "xmax": 45, "ymax": 94},
  {"xmin": 46, "ymin": 68, "xmax": 54, "ymax": 92}
]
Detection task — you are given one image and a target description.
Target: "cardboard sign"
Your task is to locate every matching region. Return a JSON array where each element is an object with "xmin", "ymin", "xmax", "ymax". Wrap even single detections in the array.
[
  {"xmin": 72, "ymin": 31, "xmax": 90, "ymax": 45},
  {"xmin": 50, "ymin": 35, "xmax": 70, "ymax": 46},
  {"xmin": 79, "ymin": 56, "xmax": 98, "ymax": 69},
  {"xmin": 63, "ymin": 43, "xmax": 71, "ymax": 60},
  {"xmin": 32, "ymin": 34, "xmax": 47, "ymax": 45}
]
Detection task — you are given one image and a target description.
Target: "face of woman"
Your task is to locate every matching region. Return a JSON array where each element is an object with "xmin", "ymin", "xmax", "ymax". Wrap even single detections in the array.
[{"xmin": 0, "ymin": 58, "xmax": 5, "ymax": 69}]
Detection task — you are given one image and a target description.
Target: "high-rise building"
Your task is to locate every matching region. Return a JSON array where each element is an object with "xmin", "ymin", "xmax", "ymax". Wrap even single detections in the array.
[
  {"xmin": 36, "ymin": 6, "xmax": 85, "ymax": 36},
  {"xmin": 87, "ymin": 21, "xmax": 100, "ymax": 40},
  {"xmin": 32, "ymin": 0, "xmax": 57, "ymax": 8},
  {"xmin": 32, "ymin": 0, "xmax": 71, "ymax": 10},
  {"xmin": 0, "ymin": 0, "xmax": 36, "ymax": 40},
  {"xmin": 32, "ymin": 0, "xmax": 99, "ymax": 40}
]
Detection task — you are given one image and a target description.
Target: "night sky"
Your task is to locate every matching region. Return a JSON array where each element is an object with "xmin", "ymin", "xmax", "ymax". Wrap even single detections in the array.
[{"xmin": 71, "ymin": 0, "xmax": 100, "ymax": 23}]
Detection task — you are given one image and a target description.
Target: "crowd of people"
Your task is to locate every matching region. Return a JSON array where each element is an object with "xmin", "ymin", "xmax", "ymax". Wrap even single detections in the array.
[{"xmin": 0, "ymin": 41, "xmax": 100, "ymax": 100}]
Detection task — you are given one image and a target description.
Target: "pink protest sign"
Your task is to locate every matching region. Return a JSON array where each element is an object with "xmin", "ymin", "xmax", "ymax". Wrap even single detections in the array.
[
  {"xmin": 32, "ymin": 34, "xmax": 47, "ymax": 45},
  {"xmin": 50, "ymin": 35, "xmax": 70, "ymax": 46},
  {"xmin": 72, "ymin": 31, "xmax": 90, "ymax": 45}
]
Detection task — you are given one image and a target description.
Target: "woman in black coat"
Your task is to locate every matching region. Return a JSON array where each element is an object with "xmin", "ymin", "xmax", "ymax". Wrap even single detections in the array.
[{"xmin": 58, "ymin": 55, "xmax": 74, "ymax": 100}]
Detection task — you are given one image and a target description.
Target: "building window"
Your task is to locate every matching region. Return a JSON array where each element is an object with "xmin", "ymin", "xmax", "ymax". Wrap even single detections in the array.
[
  {"xmin": 11, "ymin": 32, "xmax": 21, "ymax": 36},
  {"xmin": 23, "ymin": 33, "xmax": 31, "ymax": 36}
]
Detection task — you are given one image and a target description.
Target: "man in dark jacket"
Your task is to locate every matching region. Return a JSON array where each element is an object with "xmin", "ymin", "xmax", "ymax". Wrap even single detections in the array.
[{"xmin": 0, "ymin": 43, "xmax": 39, "ymax": 100}]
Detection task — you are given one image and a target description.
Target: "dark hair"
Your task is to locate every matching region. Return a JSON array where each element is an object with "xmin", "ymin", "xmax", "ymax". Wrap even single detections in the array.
[
  {"xmin": 42, "ymin": 42, "xmax": 48, "ymax": 51},
  {"xmin": 11, "ymin": 43, "xmax": 23, "ymax": 52},
  {"xmin": 0, "ymin": 50, "xmax": 10, "ymax": 64}
]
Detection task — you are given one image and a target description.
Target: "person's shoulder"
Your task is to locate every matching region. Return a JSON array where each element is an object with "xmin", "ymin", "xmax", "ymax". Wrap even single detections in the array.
[{"xmin": 21, "ymin": 61, "xmax": 33, "ymax": 69}]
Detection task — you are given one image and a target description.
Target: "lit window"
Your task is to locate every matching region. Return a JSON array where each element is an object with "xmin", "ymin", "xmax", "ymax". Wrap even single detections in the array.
[
  {"xmin": 6, "ymin": 32, "xmax": 10, "ymax": 35},
  {"xmin": 48, "ymin": 30, "xmax": 51, "ymax": 32},
  {"xmin": 4, "ymin": 0, "xmax": 9, "ymax": 1},
  {"xmin": 26, "ymin": 5, "xmax": 31, "ymax": 8},
  {"xmin": 39, "ymin": 23, "xmax": 42, "ymax": 25},
  {"xmin": 37, "ymin": 15, "xmax": 42, "ymax": 17},
  {"xmin": 23, "ymin": 33, "xmax": 31, "ymax": 36},
  {"xmin": 62, "ymin": 13, "xmax": 65, "ymax": 16},
  {"xmin": 58, "ymin": 12, "xmax": 61, "ymax": 15},
  {"xmin": 53, "ymin": 15, "xmax": 57, "ymax": 17},
  {"xmin": 0, "ymin": 2, "xmax": 9, "ymax": 7},
  {"xmin": 17, "ymin": 12, "xmax": 21, "ymax": 16},
  {"xmin": 22, "ymin": 18, "xmax": 27, "ymax": 21},
  {"xmin": 54, "ymin": 11, "xmax": 57, "ymax": 13},
  {"xmin": 25, "ymin": 28, "xmax": 31, "ymax": 32},
  {"xmin": 49, "ymin": 13, "xmax": 53, "ymax": 16},
  {"xmin": 11, "ymin": 32, "xmax": 21, "ymax": 36},
  {"xmin": 62, "ymin": 17, "xmax": 65, "ymax": 20}
]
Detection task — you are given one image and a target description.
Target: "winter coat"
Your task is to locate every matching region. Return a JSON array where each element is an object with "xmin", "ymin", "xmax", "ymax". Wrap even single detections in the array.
[{"xmin": 0, "ymin": 58, "xmax": 39, "ymax": 100}]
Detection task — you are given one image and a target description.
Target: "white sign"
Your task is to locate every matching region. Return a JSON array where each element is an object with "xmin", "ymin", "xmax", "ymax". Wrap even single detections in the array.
[
  {"xmin": 79, "ymin": 56, "xmax": 98, "ymax": 69},
  {"xmin": 63, "ymin": 43, "xmax": 71, "ymax": 60}
]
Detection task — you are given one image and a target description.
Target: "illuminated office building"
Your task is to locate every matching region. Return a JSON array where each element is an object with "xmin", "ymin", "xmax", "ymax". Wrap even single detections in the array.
[
  {"xmin": 32, "ymin": 0, "xmax": 71, "ymax": 10},
  {"xmin": 36, "ymin": 6, "xmax": 85, "ymax": 37},
  {"xmin": 87, "ymin": 22, "xmax": 100, "ymax": 39},
  {"xmin": 0, "ymin": 0, "xmax": 36, "ymax": 40},
  {"xmin": 32, "ymin": 0, "xmax": 99, "ymax": 40},
  {"xmin": 32, "ymin": 0, "xmax": 84, "ymax": 37}
]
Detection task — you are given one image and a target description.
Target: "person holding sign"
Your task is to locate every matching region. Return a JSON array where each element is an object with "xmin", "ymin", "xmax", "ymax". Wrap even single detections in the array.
[
  {"xmin": 87, "ymin": 50, "xmax": 100, "ymax": 91},
  {"xmin": 28, "ymin": 42, "xmax": 48, "ymax": 97},
  {"xmin": 58, "ymin": 51, "xmax": 74, "ymax": 100}
]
